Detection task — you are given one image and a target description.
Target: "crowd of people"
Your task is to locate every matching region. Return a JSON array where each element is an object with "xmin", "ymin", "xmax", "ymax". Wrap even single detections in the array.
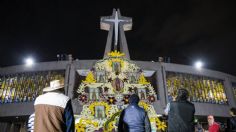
[{"xmin": 27, "ymin": 80, "xmax": 236, "ymax": 132}]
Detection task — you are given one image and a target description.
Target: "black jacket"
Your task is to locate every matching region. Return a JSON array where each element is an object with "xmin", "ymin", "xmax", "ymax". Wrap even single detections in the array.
[
  {"xmin": 118, "ymin": 104, "xmax": 151, "ymax": 132},
  {"xmin": 227, "ymin": 116, "xmax": 236, "ymax": 132},
  {"xmin": 167, "ymin": 100, "xmax": 195, "ymax": 132}
]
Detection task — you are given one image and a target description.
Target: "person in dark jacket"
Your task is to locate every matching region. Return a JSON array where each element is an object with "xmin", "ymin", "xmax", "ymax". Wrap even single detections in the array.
[
  {"xmin": 167, "ymin": 88, "xmax": 195, "ymax": 132},
  {"xmin": 118, "ymin": 94, "xmax": 151, "ymax": 132},
  {"xmin": 227, "ymin": 107, "xmax": 236, "ymax": 132}
]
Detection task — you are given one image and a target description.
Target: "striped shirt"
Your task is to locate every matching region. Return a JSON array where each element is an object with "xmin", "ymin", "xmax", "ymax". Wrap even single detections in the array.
[{"xmin": 27, "ymin": 113, "xmax": 35, "ymax": 132}]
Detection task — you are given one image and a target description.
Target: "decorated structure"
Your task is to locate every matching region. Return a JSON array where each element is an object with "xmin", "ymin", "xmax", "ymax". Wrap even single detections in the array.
[
  {"xmin": 74, "ymin": 9, "xmax": 165, "ymax": 131},
  {"xmin": 0, "ymin": 9, "xmax": 236, "ymax": 132},
  {"xmin": 75, "ymin": 50, "xmax": 164, "ymax": 131}
]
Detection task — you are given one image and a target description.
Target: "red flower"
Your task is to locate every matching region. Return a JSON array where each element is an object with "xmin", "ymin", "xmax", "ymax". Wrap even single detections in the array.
[
  {"xmin": 107, "ymin": 97, "xmax": 117, "ymax": 104},
  {"xmin": 123, "ymin": 95, "xmax": 130, "ymax": 104},
  {"xmin": 148, "ymin": 95, "xmax": 155, "ymax": 103},
  {"xmin": 79, "ymin": 94, "xmax": 87, "ymax": 102}
]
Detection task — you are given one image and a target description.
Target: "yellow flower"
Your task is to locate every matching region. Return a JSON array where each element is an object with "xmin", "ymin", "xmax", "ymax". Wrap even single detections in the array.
[
  {"xmin": 107, "ymin": 50, "xmax": 125, "ymax": 57},
  {"xmin": 107, "ymin": 121, "xmax": 115, "ymax": 131},
  {"xmin": 138, "ymin": 74, "xmax": 150, "ymax": 85},
  {"xmin": 157, "ymin": 121, "xmax": 167, "ymax": 131},
  {"xmin": 83, "ymin": 71, "xmax": 96, "ymax": 83},
  {"xmin": 75, "ymin": 123, "xmax": 86, "ymax": 132},
  {"xmin": 155, "ymin": 117, "xmax": 161, "ymax": 124},
  {"xmin": 93, "ymin": 122, "xmax": 98, "ymax": 127},
  {"xmin": 138, "ymin": 101, "xmax": 149, "ymax": 111},
  {"xmin": 150, "ymin": 117, "xmax": 157, "ymax": 122}
]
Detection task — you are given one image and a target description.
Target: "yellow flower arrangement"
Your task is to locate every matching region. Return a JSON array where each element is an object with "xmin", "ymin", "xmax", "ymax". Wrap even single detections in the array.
[
  {"xmin": 138, "ymin": 101, "xmax": 150, "ymax": 111},
  {"xmin": 75, "ymin": 123, "xmax": 86, "ymax": 132},
  {"xmin": 75, "ymin": 118, "xmax": 99, "ymax": 132},
  {"xmin": 88, "ymin": 101, "xmax": 111, "ymax": 117},
  {"xmin": 105, "ymin": 121, "xmax": 115, "ymax": 132},
  {"xmin": 150, "ymin": 117, "xmax": 159, "ymax": 123},
  {"xmin": 83, "ymin": 71, "xmax": 96, "ymax": 83},
  {"xmin": 157, "ymin": 121, "xmax": 167, "ymax": 131},
  {"xmin": 138, "ymin": 74, "xmax": 150, "ymax": 85},
  {"xmin": 150, "ymin": 117, "xmax": 167, "ymax": 131},
  {"xmin": 84, "ymin": 119, "xmax": 98, "ymax": 127},
  {"xmin": 107, "ymin": 50, "xmax": 125, "ymax": 57}
]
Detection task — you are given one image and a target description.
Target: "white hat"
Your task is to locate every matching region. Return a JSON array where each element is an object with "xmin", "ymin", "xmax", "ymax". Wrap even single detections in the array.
[{"xmin": 43, "ymin": 80, "xmax": 64, "ymax": 92}]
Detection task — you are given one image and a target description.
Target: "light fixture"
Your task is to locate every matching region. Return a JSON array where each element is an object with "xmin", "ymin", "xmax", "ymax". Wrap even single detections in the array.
[
  {"xmin": 194, "ymin": 61, "xmax": 203, "ymax": 70},
  {"xmin": 25, "ymin": 57, "xmax": 34, "ymax": 67}
]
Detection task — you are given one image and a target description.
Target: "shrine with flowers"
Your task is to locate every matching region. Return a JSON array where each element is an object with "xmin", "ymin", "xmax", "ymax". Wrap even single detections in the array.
[{"xmin": 74, "ymin": 50, "xmax": 166, "ymax": 131}]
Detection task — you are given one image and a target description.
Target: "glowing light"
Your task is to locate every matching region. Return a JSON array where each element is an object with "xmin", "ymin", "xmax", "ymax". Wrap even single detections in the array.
[
  {"xmin": 194, "ymin": 61, "xmax": 203, "ymax": 70},
  {"xmin": 25, "ymin": 57, "xmax": 34, "ymax": 66}
]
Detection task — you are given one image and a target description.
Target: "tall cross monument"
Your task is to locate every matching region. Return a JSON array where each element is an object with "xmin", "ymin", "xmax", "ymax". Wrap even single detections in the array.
[{"xmin": 101, "ymin": 9, "xmax": 132, "ymax": 59}]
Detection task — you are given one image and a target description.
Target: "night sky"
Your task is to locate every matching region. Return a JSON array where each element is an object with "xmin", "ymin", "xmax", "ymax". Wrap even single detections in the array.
[{"xmin": 0, "ymin": 0, "xmax": 236, "ymax": 75}]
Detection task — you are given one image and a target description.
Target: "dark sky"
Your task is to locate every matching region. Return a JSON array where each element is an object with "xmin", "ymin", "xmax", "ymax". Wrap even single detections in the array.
[{"xmin": 0, "ymin": 0, "xmax": 236, "ymax": 75}]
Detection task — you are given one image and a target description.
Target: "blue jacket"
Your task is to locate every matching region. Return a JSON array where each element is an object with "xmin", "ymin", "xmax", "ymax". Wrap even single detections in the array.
[{"xmin": 118, "ymin": 104, "xmax": 151, "ymax": 132}]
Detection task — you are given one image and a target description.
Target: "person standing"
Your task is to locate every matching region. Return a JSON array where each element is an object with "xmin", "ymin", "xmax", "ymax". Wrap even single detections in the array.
[
  {"xmin": 34, "ymin": 80, "xmax": 75, "ymax": 132},
  {"xmin": 168, "ymin": 88, "xmax": 195, "ymax": 132},
  {"xmin": 164, "ymin": 95, "xmax": 176, "ymax": 115},
  {"xmin": 208, "ymin": 115, "xmax": 220, "ymax": 132},
  {"xmin": 118, "ymin": 94, "xmax": 151, "ymax": 132},
  {"xmin": 227, "ymin": 107, "xmax": 236, "ymax": 132},
  {"xmin": 195, "ymin": 122, "xmax": 204, "ymax": 132},
  {"xmin": 27, "ymin": 112, "xmax": 35, "ymax": 132}
]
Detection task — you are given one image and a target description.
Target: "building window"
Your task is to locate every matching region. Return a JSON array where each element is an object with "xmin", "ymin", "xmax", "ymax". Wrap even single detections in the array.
[
  {"xmin": 232, "ymin": 83, "xmax": 236, "ymax": 100},
  {"xmin": 166, "ymin": 72, "xmax": 227, "ymax": 104},
  {"xmin": 0, "ymin": 70, "xmax": 65, "ymax": 104}
]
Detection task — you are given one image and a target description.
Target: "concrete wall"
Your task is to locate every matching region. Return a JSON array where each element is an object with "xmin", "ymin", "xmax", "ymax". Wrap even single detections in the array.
[{"xmin": 0, "ymin": 102, "xmax": 34, "ymax": 117}]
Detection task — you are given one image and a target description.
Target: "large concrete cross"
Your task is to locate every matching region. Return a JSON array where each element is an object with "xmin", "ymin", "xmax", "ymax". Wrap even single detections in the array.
[{"xmin": 101, "ymin": 9, "xmax": 132, "ymax": 59}]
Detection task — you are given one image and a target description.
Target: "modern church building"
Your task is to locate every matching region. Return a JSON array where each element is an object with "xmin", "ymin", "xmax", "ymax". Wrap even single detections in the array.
[{"xmin": 0, "ymin": 9, "xmax": 236, "ymax": 132}]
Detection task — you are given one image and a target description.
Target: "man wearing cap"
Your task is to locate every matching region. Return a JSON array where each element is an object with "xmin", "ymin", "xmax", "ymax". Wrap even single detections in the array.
[{"xmin": 34, "ymin": 80, "xmax": 75, "ymax": 132}]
